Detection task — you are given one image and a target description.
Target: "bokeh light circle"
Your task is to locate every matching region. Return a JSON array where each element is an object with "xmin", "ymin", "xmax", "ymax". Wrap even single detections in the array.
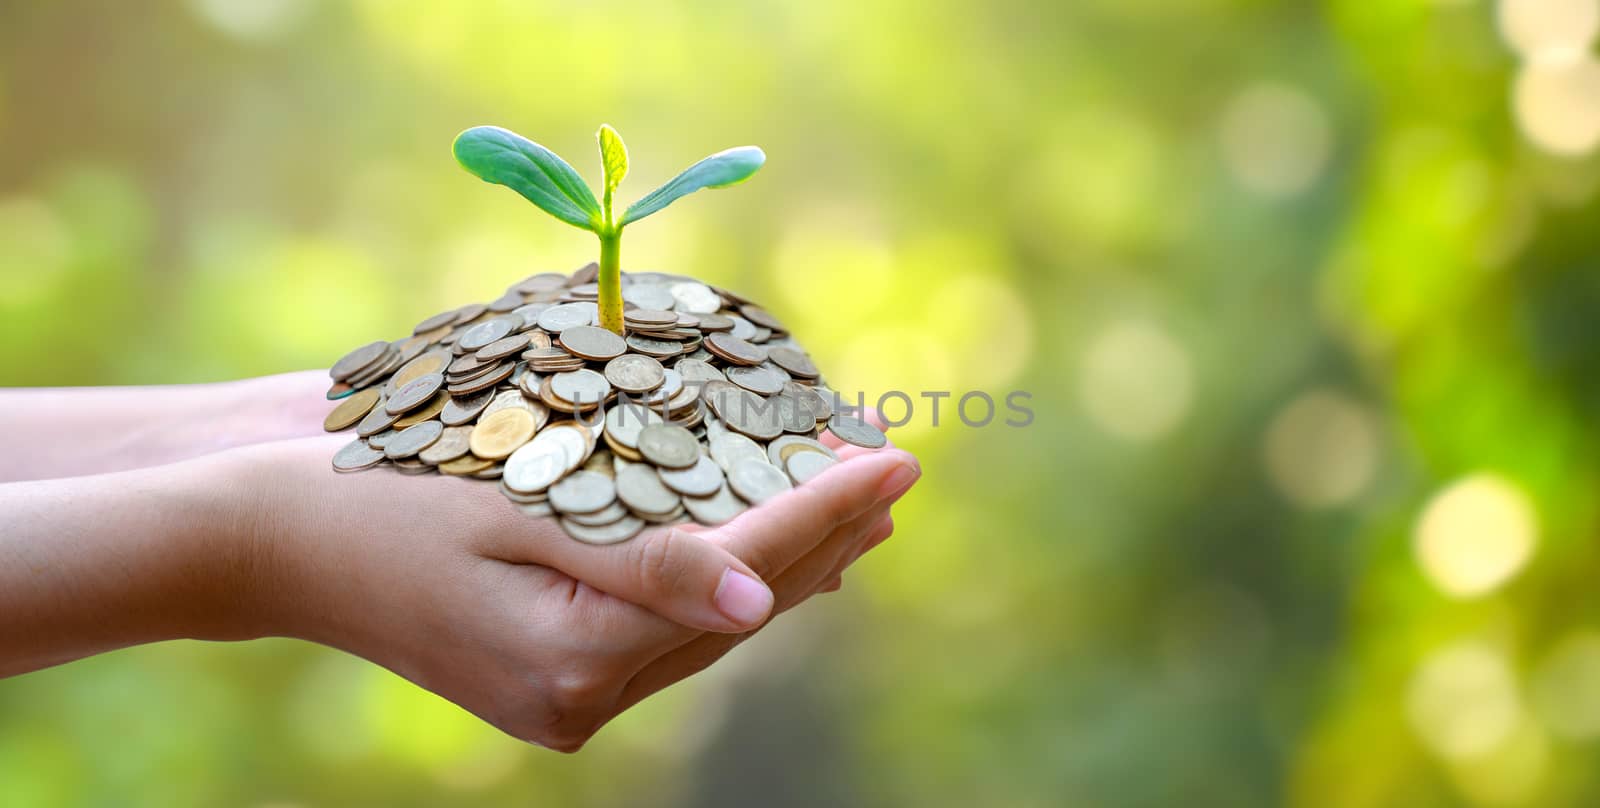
[
  {"xmin": 1261, "ymin": 389, "xmax": 1380, "ymax": 509},
  {"xmin": 1414, "ymin": 473, "xmax": 1537, "ymax": 599},
  {"xmin": 1513, "ymin": 52, "xmax": 1600, "ymax": 155},
  {"xmin": 1078, "ymin": 319, "xmax": 1193, "ymax": 442},
  {"xmin": 1407, "ymin": 641, "xmax": 1522, "ymax": 761}
]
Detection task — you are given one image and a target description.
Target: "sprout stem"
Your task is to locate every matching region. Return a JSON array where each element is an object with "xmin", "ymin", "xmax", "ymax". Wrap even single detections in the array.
[{"xmin": 598, "ymin": 230, "xmax": 623, "ymax": 335}]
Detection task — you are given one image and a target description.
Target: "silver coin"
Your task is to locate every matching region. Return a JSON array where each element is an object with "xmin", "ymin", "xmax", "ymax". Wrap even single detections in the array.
[
  {"xmin": 728, "ymin": 458, "xmax": 793, "ymax": 504},
  {"xmin": 623, "ymin": 283, "xmax": 676, "ymax": 310},
  {"xmin": 565, "ymin": 500, "xmax": 630, "ymax": 526},
  {"xmin": 827, "ymin": 415, "xmax": 888, "ymax": 449},
  {"xmin": 726, "ymin": 364, "xmax": 787, "ymax": 395},
  {"xmin": 561, "ymin": 515, "xmax": 645, "ymax": 544},
  {"xmin": 503, "ymin": 439, "xmax": 568, "ymax": 493},
  {"xmin": 657, "ymin": 454, "xmax": 725, "ymax": 497},
  {"xmin": 364, "ymin": 429, "xmax": 397, "ymax": 449},
  {"xmin": 616, "ymin": 464, "xmax": 682, "ymax": 516},
  {"xmin": 604, "ymin": 403, "xmax": 665, "ymax": 449},
  {"xmin": 538, "ymin": 302, "xmax": 597, "ymax": 332},
  {"xmin": 709, "ymin": 432, "xmax": 767, "ymax": 473},
  {"xmin": 626, "ymin": 334, "xmax": 683, "ymax": 358},
  {"xmin": 418, "ymin": 425, "xmax": 473, "ymax": 464},
  {"xmin": 356, "ymin": 397, "xmax": 401, "ymax": 437},
  {"xmin": 440, "ymin": 387, "xmax": 496, "ymax": 425},
  {"xmin": 560, "ymin": 325, "xmax": 628, "ymax": 361},
  {"xmin": 785, "ymin": 451, "xmax": 837, "ymax": 484},
  {"xmin": 384, "ymin": 420, "xmax": 444, "ymax": 460},
  {"xmin": 643, "ymin": 369, "xmax": 684, "ymax": 405},
  {"xmin": 767, "ymin": 435, "xmax": 839, "ymax": 467},
  {"xmin": 457, "ymin": 317, "xmax": 515, "ymax": 352},
  {"xmin": 332, "ymin": 438, "xmax": 385, "ymax": 472},
  {"xmin": 669, "ymin": 281, "xmax": 722, "ymax": 313},
  {"xmin": 674, "ymin": 358, "xmax": 725, "ymax": 385},
  {"xmin": 483, "ymin": 389, "xmax": 551, "ymax": 430},
  {"xmin": 605, "ymin": 354, "xmax": 666, "ymax": 393},
  {"xmin": 717, "ymin": 389, "xmax": 784, "ymax": 440},
  {"xmin": 550, "ymin": 469, "xmax": 616, "ymax": 514},
  {"xmin": 550, "ymin": 369, "xmax": 611, "ymax": 408},
  {"xmin": 638, "ymin": 424, "xmax": 700, "ymax": 469},
  {"xmin": 682, "ymin": 485, "xmax": 748, "ymax": 526}
]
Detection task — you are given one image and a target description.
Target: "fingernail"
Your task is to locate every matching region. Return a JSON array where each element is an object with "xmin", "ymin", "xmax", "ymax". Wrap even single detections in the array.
[
  {"xmin": 877, "ymin": 460, "xmax": 920, "ymax": 501},
  {"xmin": 715, "ymin": 569, "xmax": 774, "ymax": 628}
]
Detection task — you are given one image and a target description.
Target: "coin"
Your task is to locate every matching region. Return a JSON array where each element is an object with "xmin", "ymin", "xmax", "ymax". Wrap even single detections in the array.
[
  {"xmin": 332, "ymin": 438, "xmax": 386, "ymax": 472},
  {"xmin": 638, "ymin": 424, "xmax": 700, "ymax": 469},
  {"xmin": 827, "ymin": 415, "xmax": 888, "ymax": 449},
  {"xmin": 550, "ymin": 369, "xmax": 612, "ymax": 409},
  {"xmin": 726, "ymin": 364, "xmax": 787, "ymax": 395},
  {"xmin": 356, "ymin": 396, "xmax": 402, "ymax": 437},
  {"xmin": 438, "ymin": 454, "xmax": 495, "ymax": 475},
  {"xmin": 709, "ymin": 432, "xmax": 767, "ymax": 472},
  {"xmin": 674, "ymin": 358, "xmax": 724, "ymax": 385},
  {"xmin": 704, "ymin": 332, "xmax": 767, "ymax": 366},
  {"xmin": 323, "ymin": 387, "xmax": 381, "ymax": 432},
  {"xmin": 670, "ymin": 282, "xmax": 722, "ymax": 313},
  {"xmin": 558, "ymin": 325, "xmax": 627, "ymax": 361},
  {"xmin": 623, "ymin": 308, "xmax": 678, "ymax": 328},
  {"xmin": 616, "ymin": 465, "xmax": 681, "ymax": 515},
  {"xmin": 658, "ymin": 454, "xmax": 724, "ymax": 497},
  {"xmin": 739, "ymin": 304, "xmax": 786, "ymax": 332},
  {"xmin": 549, "ymin": 470, "xmax": 616, "ymax": 514},
  {"xmin": 767, "ymin": 346, "xmax": 819, "ymax": 379},
  {"xmin": 695, "ymin": 312, "xmax": 733, "ymax": 331},
  {"xmin": 682, "ymin": 485, "xmax": 748, "ymax": 526},
  {"xmin": 475, "ymin": 332, "xmax": 531, "ymax": 362},
  {"xmin": 503, "ymin": 442, "xmax": 566, "ymax": 493},
  {"xmin": 469, "ymin": 408, "xmax": 537, "ymax": 459},
  {"xmin": 538, "ymin": 302, "xmax": 596, "ymax": 332},
  {"xmin": 728, "ymin": 458, "xmax": 792, "ymax": 504},
  {"xmin": 393, "ymin": 391, "xmax": 449, "ymax": 428},
  {"xmin": 785, "ymin": 451, "xmax": 836, "ymax": 484},
  {"xmin": 392, "ymin": 349, "xmax": 453, "ymax": 391},
  {"xmin": 440, "ymin": 387, "xmax": 496, "ymax": 425},
  {"xmin": 413, "ymin": 309, "xmax": 459, "ymax": 335},
  {"xmin": 386, "ymin": 372, "xmax": 445, "ymax": 414},
  {"xmin": 566, "ymin": 501, "xmax": 630, "ymax": 526},
  {"xmin": 716, "ymin": 389, "xmax": 784, "ymax": 440},
  {"xmin": 418, "ymin": 425, "xmax": 473, "ymax": 465},
  {"xmin": 457, "ymin": 317, "xmax": 515, "ymax": 352},
  {"xmin": 446, "ymin": 360, "xmax": 515, "ymax": 395},
  {"xmin": 626, "ymin": 334, "xmax": 683, "ymax": 358},
  {"xmin": 603, "ymin": 354, "xmax": 665, "ymax": 393},
  {"xmin": 605, "ymin": 402, "xmax": 665, "ymax": 449},
  {"xmin": 331, "ymin": 340, "xmax": 388, "ymax": 381},
  {"xmin": 384, "ymin": 420, "xmax": 444, "ymax": 460},
  {"xmin": 560, "ymin": 515, "xmax": 645, "ymax": 545},
  {"xmin": 767, "ymin": 435, "xmax": 838, "ymax": 467}
]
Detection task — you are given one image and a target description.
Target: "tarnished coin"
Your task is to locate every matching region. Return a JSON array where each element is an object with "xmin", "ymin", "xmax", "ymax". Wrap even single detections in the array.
[
  {"xmin": 469, "ymin": 408, "xmax": 537, "ymax": 460},
  {"xmin": 729, "ymin": 458, "xmax": 793, "ymax": 504},
  {"xmin": 356, "ymin": 396, "xmax": 402, "ymax": 437},
  {"xmin": 540, "ymin": 422, "xmax": 595, "ymax": 472},
  {"xmin": 642, "ymin": 369, "xmax": 684, "ymax": 406},
  {"xmin": 384, "ymin": 420, "xmax": 444, "ymax": 460},
  {"xmin": 767, "ymin": 346, "xmax": 819, "ymax": 379},
  {"xmin": 391, "ymin": 349, "xmax": 453, "ymax": 391},
  {"xmin": 483, "ymin": 389, "xmax": 551, "ymax": 429},
  {"xmin": 785, "ymin": 451, "xmax": 837, "ymax": 484},
  {"xmin": 458, "ymin": 317, "xmax": 515, "ymax": 352},
  {"xmin": 623, "ymin": 283, "xmax": 676, "ymax": 310},
  {"xmin": 718, "ymin": 389, "xmax": 784, "ymax": 440},
  {"xmin": 365, "ymin": 429, "xmax": 397, "ymax": 449},
  {"xmin": 549, "ymin": 470, "xmax": 616, "ymax": 514},
  {"xmin": 638, "ymin": 424, "xmax": 700, "ymax": 469},
  {"xmin": 623, "ymin": 308, "xmax": 678, "ymax": 328},
  {"xmin": 726, "ymin": 364, "xmax": 787, "ymax": 395},
  {"xmin": 695, "ymin": 312, "xmax": 734, "ymax": 331},
  {"xmin": 324, "ymin": 387, "xmax": 381, "ymax": 432},
  {"xmin": 413, "ymin": 309, "xmax": 459, "ymax": 335},
  {"xmin": 674, "ymin": 358, "xmax": 724, "ymax": 385},
  {"xmin": 386, "ymin": 372, "xmax": 445, "ymax": 414},
  {"xmin": 438, "ymin": 454, "xmax": 495, "ymax": 476},
  {"xmin": 605, "ymin": 403, "xmax": 665, "ymax": 449},
  {"xmin": 475, "ymin": 332, "xmax": 530, "ymax": 362},
  {"xmin": 332, "ymin": 438, "xmax": 385, "ymax": 472},
  {"xmin": 827, "ymin": 415, "xmax": 888, "ymax": 449},
  {"xmin": 560, "ymin": 515, "xmax": 645, "ymax": 545},
  {"xmin": 657, "ymin": 454, "xmax": 724, "ymax": 497},
  {"xmin": 767, "ymin": 435, "xmax": 838, "ymax": 467},
  {"xmin": 709, "ymin": 432, "xmax": 767, "ymax": 472},
  {"xmin": 566, "ymin": 501, "xmax": 629, "ymax": 526},
  {"xmin": 616, "ymin": 465, "xmax": 681, "ymax": 515},
  {"xmin": 783, "ymin": 381, "xmax": 832, "ymax": 422},
  {"xmin": 626, "ymin": 334, "xmax": 683, "ymax": 358},
  {"xmin": 538, "ymin": 302, "xmax": 596, "ymax": 332},
  {"xmin": 604, "ymin": 354, "xmax": 665, "ymax": 393},
  {"xmin": 440, "ymin": 387, "xmax": 496, "ymax": 425},
  {"xmin": 669, "ymin": 282, "xmax": 722, "ymax": 313},
  {"xmin": 560, "ymin": 325, "xmax": 627, "ymax": 361},
  {"xmin": 681, "ymin": 485, "xmax": 748, "ymax": 526},
  {"xmin": 550, "ymin": 369, "xmax": 611, "ymax": 409},
  {"xmin": 418, "ymin": 425, "xmax": 473, "ymax": 465},
  {"xmin": 331, "ymin": 340, "xmax": 388, "ymax": 381},
  {"xmin": 705, "ymin": 332, "xmax": 768, "ymax": 366},
  {"xmin": 446, "ymin": 360, "xmax": 515, "ymax": 395},
  {"xmin": 394, "ymin": 391, "xmax": 449, "ymax": 428},
  {"xmin": 739, "ymin": 304, "xmax": 786, "ymax": 332}
]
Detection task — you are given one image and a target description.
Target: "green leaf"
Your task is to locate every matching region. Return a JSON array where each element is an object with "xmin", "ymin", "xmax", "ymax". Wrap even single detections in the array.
[
  {"xmin": 453, "ymin": 126, "xmax": 601, "ymax": 230},
  {"xmin": 621, "ymin": 146, "xmax": 765, "ymax": 226},
  {"xmin": 597, "ymin": 124, "xmax": 628, "ymax": 202}
]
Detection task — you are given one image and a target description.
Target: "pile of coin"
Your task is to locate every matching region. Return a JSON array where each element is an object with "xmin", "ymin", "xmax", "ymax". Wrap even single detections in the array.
[{"xmin": 324, "ymin": 263, "xmax": 889, "ymax": 544}]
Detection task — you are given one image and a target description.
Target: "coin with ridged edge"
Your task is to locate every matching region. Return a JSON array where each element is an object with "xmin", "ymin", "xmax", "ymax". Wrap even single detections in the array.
[
  {"xmin": 616, "ymin": 465, "xmax": 681, "ymax": 515},
  {"xmin": 548, "ymin": 470, "xmax": 616, "ymax": 514},
  {"xmin": 384, "ymin": 420, "xmax": 444, "ymax": 460},
  {"xmin": 785, "ymin": 451, "xmax": 836, "ymax": 484},
  {"xmin": 561, "ymin": 515, "xmax": 645, "ymax": 545},
  {"xmin": 729, "ymin": 458, "xmax": 792, "ymax": 504},
  {"xmin": 637, "ymin": 424, "xmax": 700, "ymax": 469},
  {"xmin": 604, "ymin": 354, "xmax": 665, "ymax": 393},
  {"xmin": 827, "ymin": 415, "xmax": 887, "ymax": 449},
  {"xmin": 560, "ymin": 325, "xmax": 627, "ymax": 361},
  {"xmin": 658, "ymin": 454, "xmax": 724, "ymax": 497},
  {"xmin": 332, "ymin": 438, "xmax": 386, "ymax": 472}
]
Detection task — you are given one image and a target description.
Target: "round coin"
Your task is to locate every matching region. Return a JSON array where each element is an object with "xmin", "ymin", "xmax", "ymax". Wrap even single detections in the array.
[
  {"xmin": 385, "ymin": 372, "xmax": 445, "ymax": 414},
  {"xmin": 728, "ymin": 458, "xmax": 793, "ymax": 504},
  {"xmin": 391, "ymin": 349, "xmax": 453, "ymax": 391},
  {"xmin": 474, "ymin": 332, "xmax": 531, "ymax": 362},
  {"xmin": 393, "ymin": 391, "xmax": 449, "ymax": 428},
  {"xmin": 726, "ymin": 364, "xmax": 787, "ymax": 395},
  {"xmin": 504, "ymin": 440, "xmax": 567, "ymax": 493},
  {"xmin": 440, "ymin": 387, "xmax": 496, "ymax": 425},
  {"xmin": 550, "ymin": 369, "xmax": 611, "ymax": 409},
  {"xmin": 785, "ymin": 451, "xmax": 837, "ymax": 484},
  {"xmin": 674, "ymin": 358, "xmax": 725, "ymax": 385},
  {"xmin": 604, "ymin": 354, "xmax": 665, "ymax": 393},
  {"xmin": 323, "ymin": 387, "xmax": 381, "ymax": 432},
  {"xmin": 384, "ymin": 420, "xmax": 444, "ymax": 460},
  {"xmin": 560, "ymin": 515, "xmax": 645, "ymax": 545},
  {"xmin": 709, "ymin": 432, "xmax": 767, "ymax": 473},
  {"xmin": 418, "ymin": 425, "xmax": 473, "ymax": 465},
  {"xmin": 704, "ymin": 332, "xmax": 768, "ymax": 366},
  {"xmin": 616, "ymin": 465, "xmax": 681, "ymax": 515},
  {"xmin": 626, "ymin": 334, "xmax": 683, "ymax": 358},
  {"xmin": 637, "ymin": 424, "xmax": 700, "ymax": 469},
  {"xmin": 356, "ymin": 397, "xmax": 402, "ymax": 437},
  {"xmin": 332, "ymin": 438, "xmax": 385, "ymax": 472},
  {"xmin": 331, "ymin": 340, "xmax": 388, "ymax": 381},
  {"xmin": 657, "ymin": 454, "xmax": 724, "ymax": 497},
  {"xmin": 560, "ymin": 325, "xmax": 627, "ymax": 361},
  {"xmin": 548, "ymin": 470, "xmax": 617, "ymax": 514},
  {"xmin": 604, "ymin": 403, "xmax": 665, "ymax": 449},
  {"xmin": 827, "ymin": 415, "xmax": 888, "ymax": 449},
  {"xmin": 457, "ymin": 317, "xmax": 515, "ymax": 352},
  {"xmin": 718, "ymin": 389, "xmax": 784, "ymax": 440},
  {"xmin": 413, "ymin": 309, "xmax": 459, "ymax": 335},
  {"xmin": 469, "ymin": 408, "xmax": 537, "ymax": 460},
  {"xmin": 681, "ymin": 485, "xmax": 748, "ymax": 526},
  {"xmin": 623, "ymin": 308, "xmax": 679, "ymax": 327},
  {"xmin": 538, "ymin": 303, "xmax": 596, "ymax": 332},
  {"xmin": 767, "ymin": 346, "xmax": 819, "ymax": 378},
  {"xmin": 767, "ymin": 435, "xmax": 839, "ymax": 467},
  {"xmin": 669, "ymin": 282, "xmax": 722, "ymax": 314}
]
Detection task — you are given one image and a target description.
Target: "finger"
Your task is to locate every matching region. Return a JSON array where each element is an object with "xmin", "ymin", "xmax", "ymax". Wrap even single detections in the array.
[
  {"xmin": 705, "ymin": 448, "xmax": 918, "ymax": 580},
  {"xmin": 479, "ymin": 519, "xmax": 775, "ymax": 635}
]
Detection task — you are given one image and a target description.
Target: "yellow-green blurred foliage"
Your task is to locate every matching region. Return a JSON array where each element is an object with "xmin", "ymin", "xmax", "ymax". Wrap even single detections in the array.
[{"xmin": 4, "ymin": 0, "xmax": 1600, "ymax": 806}]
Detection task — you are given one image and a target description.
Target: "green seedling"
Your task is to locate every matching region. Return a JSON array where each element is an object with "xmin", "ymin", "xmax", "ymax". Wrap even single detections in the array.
[{"xmin": 453, "ymin": 124, "xmax": 765, "ymax": 335}]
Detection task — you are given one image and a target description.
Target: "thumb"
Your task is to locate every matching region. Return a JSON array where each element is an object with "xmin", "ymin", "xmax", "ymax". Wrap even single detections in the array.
[{"xmin": 486, "ymin": 520, "xmax": 775, "ymax": 634}]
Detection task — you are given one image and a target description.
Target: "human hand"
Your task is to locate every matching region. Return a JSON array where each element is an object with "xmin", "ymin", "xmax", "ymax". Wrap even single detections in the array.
[{"xmin": 231, "ymin": 429, "xmax": 917, "ymax": 750}]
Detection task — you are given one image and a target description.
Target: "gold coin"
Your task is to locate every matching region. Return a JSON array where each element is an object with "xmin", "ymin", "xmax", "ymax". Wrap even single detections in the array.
[
  {"xmin": 438, "ymin": 453, "xmax": 494, "ymax": 475},
  {"xmin": 469, "ymin": 408, "xmax": 537, "ymax": 460},
  {"xmin": 393, "ymin": 391, "xmax": 448, "ymax": 428},
  {"xmin": 323, "ymin": 387, "xmax": 381, "ymax": 432},
  {"xmin": 392, "ymin": 349, "xmax": 452, "ymax": 390}
]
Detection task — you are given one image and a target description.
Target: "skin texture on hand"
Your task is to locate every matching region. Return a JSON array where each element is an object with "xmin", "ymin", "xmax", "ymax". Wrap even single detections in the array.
[{"xmin": 0, "ymin": 405, "xmax": 917, "ymax": 752}]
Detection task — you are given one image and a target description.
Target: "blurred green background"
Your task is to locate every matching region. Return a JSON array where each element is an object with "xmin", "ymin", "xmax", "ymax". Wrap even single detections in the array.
[{"xmin": 4, "ymin": 0, "xmax": 1600, "ymax": 805}]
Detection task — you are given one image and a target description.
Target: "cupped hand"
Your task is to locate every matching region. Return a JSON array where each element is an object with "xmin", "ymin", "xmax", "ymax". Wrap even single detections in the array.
[{"xmin": 231, "ymin": 426, "xmax": 917, "ymax": 750}]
